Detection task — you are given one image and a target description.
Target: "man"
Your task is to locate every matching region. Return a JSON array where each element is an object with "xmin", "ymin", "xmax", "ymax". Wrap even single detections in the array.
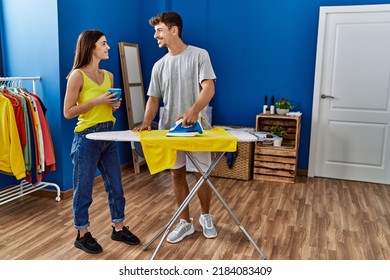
[{"xmin": 135, "ymin": 11, "xmax": 217, "ymax": 243}]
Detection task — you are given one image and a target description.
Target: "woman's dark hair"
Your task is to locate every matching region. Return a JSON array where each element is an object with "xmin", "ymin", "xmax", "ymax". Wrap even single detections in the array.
[
  {"xmin": 67, "ymin": 30, "xmax": 105, "ymax": 78},
  {"xmin": 149, "ymin": 11, "xmax": 183, "ymax": 38}
]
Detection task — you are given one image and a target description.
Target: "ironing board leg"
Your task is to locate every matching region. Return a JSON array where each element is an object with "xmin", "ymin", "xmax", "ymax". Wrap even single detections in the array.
[
  {"xmin": 188, "ymin": 152, "xmax": 267, "ymax": 260},
  {"xmin": 142, "ymin": 152, "xmax": 225, "ymax": 259},
  {"xmin": 142, "ymin": 173, "xmax": 207, "ymax": 258},
  {"xmin": 142, "ymin": 151, "xmax": 266, "ymax": 260},
  {"xmin": 204, "ymin": 179, "xmax": 267, "ymax": 260}
]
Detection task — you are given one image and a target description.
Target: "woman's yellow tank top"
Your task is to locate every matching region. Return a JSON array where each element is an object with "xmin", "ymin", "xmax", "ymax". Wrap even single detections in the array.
[{"xmin": 74, "ymin": 69, "xmax": 116, "ymax": 133}]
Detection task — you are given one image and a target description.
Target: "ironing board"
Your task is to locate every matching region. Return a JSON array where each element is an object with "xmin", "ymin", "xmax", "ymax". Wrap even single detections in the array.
[{"xmin": 86, "ymin": 129, "xmax": 267, "ymax": 260}]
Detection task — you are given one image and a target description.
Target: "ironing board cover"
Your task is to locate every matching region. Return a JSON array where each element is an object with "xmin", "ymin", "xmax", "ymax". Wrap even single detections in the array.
[{"xmin": 135, "ymin": 127, "xmax": 237, "ymax": 174}]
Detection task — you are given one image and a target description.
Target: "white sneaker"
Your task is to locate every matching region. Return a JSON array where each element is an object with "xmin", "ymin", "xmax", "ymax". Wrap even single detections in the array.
[
  {"xmin": 199, "ymin": 214, "xmax": 217, "ymax": 238},
  {"xmin": 166, "ymin": 218, "xmax": 195, "ymax": 243}
]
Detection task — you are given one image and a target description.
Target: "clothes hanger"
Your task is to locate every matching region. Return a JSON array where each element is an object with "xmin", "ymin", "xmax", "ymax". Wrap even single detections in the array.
[{"xmin": 0, "ymin": 84, "xmax": 20, "ymax": 106}]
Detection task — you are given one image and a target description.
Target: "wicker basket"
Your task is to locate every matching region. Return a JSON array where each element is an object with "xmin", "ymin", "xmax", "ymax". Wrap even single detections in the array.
[{"xmin": 211, "ymin": 127, "xmax": 254, "ymax": 180}]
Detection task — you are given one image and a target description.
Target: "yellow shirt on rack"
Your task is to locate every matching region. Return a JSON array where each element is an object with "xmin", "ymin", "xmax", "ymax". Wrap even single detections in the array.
[
  {"xmin": 0, "ymin": 94, "xmax": 26, "ymax": 180},
  {"xmin": 135, "ymin": 128, "xmax": 237, "ymax": 174}
]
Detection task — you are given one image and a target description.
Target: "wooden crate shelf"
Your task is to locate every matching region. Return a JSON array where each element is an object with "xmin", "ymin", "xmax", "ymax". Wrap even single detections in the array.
[{"xmin": 254, "ymin": 114, "xmax": 301, "ymax": 183}]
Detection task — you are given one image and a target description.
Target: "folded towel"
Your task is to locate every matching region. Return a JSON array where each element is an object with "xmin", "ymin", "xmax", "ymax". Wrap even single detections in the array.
[{"xmin": 286, "ymin": 111, "xmax": 302, "ymax": 117}]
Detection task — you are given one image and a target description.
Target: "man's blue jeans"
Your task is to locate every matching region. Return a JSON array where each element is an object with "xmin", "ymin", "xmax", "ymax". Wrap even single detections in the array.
[{"xmin": 70, "ymin": 121, "xmax": 125, "ymax": 230}]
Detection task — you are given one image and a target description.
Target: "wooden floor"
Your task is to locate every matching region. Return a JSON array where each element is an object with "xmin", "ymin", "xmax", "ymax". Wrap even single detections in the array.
[{"xmin": 0, "ymin": 166, "xmax": 389, "ymax": 260}]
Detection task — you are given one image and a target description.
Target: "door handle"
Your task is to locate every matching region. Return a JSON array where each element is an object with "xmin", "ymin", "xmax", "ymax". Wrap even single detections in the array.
[{"xmin": 321, "ymin": 94, "xmax": 335, "ymax": 99}]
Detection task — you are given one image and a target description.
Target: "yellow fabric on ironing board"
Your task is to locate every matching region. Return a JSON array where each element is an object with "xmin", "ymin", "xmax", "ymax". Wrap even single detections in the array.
[{"xmin": 135, "ymin": 127, "xmax": 237, "ymax": 174}]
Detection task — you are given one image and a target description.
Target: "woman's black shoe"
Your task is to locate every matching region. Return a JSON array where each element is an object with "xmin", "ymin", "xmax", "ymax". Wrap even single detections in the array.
[
  {"xmin": 74, "ymin": 231, "xmax": 103, "ymax": 254},
  {"xmin": 111, "ymin": 226, "xmax": 140, "ymax": 245}
]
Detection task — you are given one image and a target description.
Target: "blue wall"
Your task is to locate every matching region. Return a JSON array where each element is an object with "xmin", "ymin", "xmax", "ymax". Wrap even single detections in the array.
[
  {"xmin": 0, "ymin": 0, "xmax": 140, "ymax": 190},
  {"xmin": 128, "ymin": 0, "xmax": 390, "ymax": 175},
  {"xmin": 56, "ymin": 0, "xmax": 141, "ymax": 190},
  {"xmin": 1, "ymin": 0, "xmax": 390, "ymax": 190},
  {"xmin": 0, "ymin": 0, "xmax": 61, "ymax": 188}
]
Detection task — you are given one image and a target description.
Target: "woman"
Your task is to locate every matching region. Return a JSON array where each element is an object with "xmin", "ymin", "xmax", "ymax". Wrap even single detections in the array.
[{"xmin": 63, "ymin": 30, "xmax": 139, "ymax": 254}]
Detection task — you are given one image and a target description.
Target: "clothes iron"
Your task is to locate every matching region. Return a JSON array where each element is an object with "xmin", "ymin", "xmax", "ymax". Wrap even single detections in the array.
[{"xmin": 166, "ymin": 119, "xmax": 204, "ymax": 137}]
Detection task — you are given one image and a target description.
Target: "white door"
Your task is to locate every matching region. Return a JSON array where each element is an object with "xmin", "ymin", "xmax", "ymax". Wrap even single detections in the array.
[{"xmin": 308, "ymin": 4, "xmax": 390, "ymax": 184}]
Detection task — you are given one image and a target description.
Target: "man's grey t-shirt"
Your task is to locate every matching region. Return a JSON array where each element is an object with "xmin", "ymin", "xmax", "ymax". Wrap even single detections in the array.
[{"xmin": 147, "ymin": 45, "xmax": 216, "ymax": 130}]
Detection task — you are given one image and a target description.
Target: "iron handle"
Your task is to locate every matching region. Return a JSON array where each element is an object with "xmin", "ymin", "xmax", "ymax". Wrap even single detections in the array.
[{"xmin": 321, "ymin": 94, "xmax": 335, "ymax": 99}]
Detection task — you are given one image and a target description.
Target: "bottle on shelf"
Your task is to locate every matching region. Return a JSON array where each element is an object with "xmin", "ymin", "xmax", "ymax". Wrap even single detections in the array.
[
  {"xmin": 263, "ymin": 95, "xmax": 268, "ymax": 114},
  {"xmin": 270, "ymin": 95, "xmax": 275, "ymax": 114}
]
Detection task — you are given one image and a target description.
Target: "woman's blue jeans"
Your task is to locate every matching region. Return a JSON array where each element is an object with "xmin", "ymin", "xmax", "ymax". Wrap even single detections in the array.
[{"xmin": 70, "ymin": 121, "xmax": 125, "ymax": 230}]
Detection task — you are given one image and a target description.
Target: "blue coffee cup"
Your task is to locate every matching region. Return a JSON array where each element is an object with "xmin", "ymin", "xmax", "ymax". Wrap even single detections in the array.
[{"xmin": 109, "ymin": 88, "xmax": 122, "ymax": 102}]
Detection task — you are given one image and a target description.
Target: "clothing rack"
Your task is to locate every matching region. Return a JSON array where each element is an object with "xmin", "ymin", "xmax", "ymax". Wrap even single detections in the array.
[
  {"xmin": 0, "ymin": 76, "xmax": 61, "ymax": 205},
  {"xmin": 0, "ymin": 76, "xmax": 40, "ymax": 94}
]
